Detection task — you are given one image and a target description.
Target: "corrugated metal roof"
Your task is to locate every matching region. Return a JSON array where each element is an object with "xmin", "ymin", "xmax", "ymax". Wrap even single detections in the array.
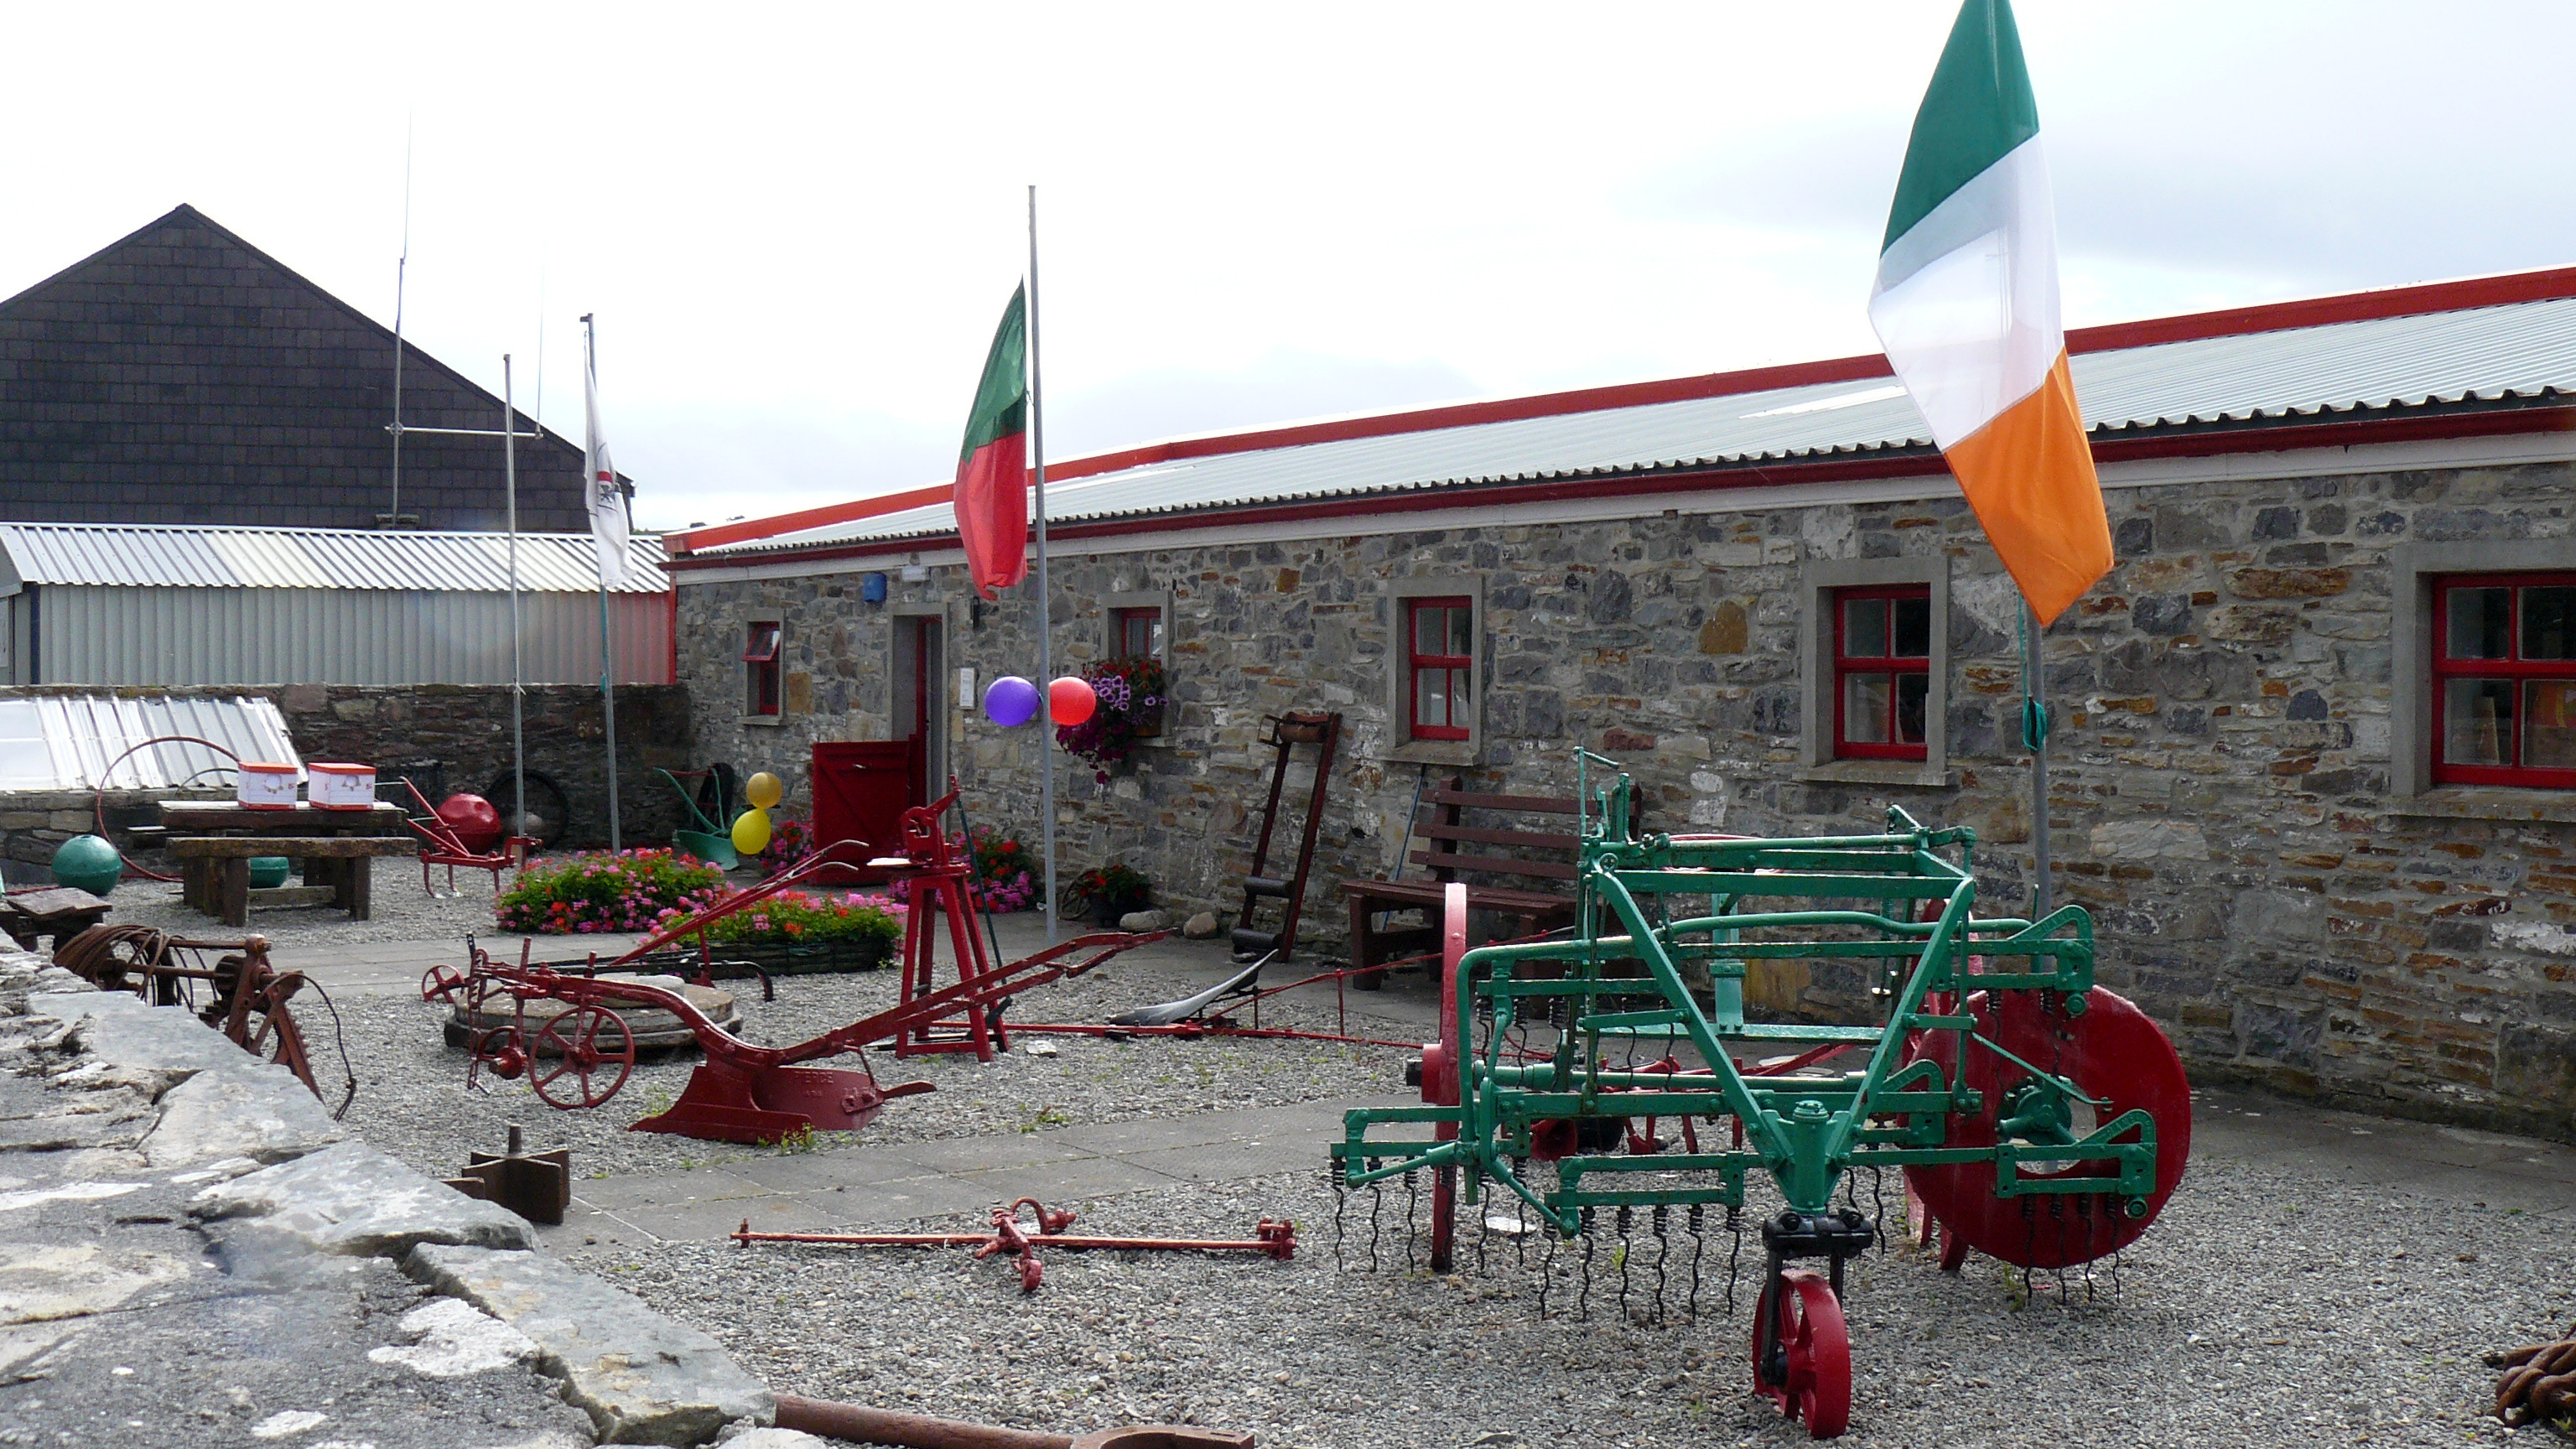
[
  {"xmin": 698, "ymin": 291, "xmax": 2576, "ymax": 559},
  {"xmin": 0, "ymin": 525, "xmax": 670, "ymax": 592},
  {"xmin": 0, "ymin": 694, "xmax": 302, "ymax": 792}
]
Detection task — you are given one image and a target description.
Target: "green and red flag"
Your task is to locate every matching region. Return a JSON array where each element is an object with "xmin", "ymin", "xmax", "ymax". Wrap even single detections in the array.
[
  {"xmin": 954, "ymin": 285, "xmax": 1030, "ymax": 597},
  {"xmin": 1869, "ymin": 0, "xmax": 2111, "ymax": 625}
]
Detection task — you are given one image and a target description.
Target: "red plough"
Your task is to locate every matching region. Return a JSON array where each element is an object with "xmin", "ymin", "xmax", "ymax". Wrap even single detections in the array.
[{"xmin": 423, "ymin": 834, "xmax": 1166, "ymax": 1145}]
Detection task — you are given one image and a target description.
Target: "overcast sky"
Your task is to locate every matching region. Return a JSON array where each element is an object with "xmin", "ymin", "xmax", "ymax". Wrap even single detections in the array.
[{"xmin": 5, "ymin": 3, "xmax": 2570, "ymax": 532}]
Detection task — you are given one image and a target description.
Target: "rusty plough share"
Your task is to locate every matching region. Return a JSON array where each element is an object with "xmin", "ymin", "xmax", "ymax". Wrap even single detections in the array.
[
  {"xmin": 1329, "ymin": 752, "xmax": 2194, "ymax": 1439},
  {"xmin": 56, "ymin": 924, "xmax": 356, "ymax": 1115},
  {"xmin": 733, "ymin": 1197, "xmax": 1296, "ymax": 1293},
  {"xmin": 421, "ymin": 838, "xmax": 1166, "ymax": 1144}
]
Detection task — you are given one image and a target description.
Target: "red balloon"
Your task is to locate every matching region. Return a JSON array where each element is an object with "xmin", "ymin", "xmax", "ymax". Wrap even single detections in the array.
[
  {"xmin": 438, "ymin": 792, "xmax": 504, "ymax": 853},
  {"xmin": 1048, "ymin": 676, "xmax": 1098, "ymax": 725}
]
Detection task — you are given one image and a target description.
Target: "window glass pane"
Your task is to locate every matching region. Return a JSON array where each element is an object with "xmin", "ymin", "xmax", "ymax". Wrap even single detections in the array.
[
  {"xmin": 2444, "ymin": 678, "xmax": 2515, "ymax": 766},
  {"xmin": 1843, "ymin": 598, "xmax": 1888, "ymax": 658},
  {"xmin": 1415, "ymin": 667, "xmax": 1447, "ymax": 730},
  {"xmin": 1447, "ymin": 605, "xmax": 1473, "ymax": 658},
  {"xmin": 1895, "ymin": 671, "xmax": 1929, "ymax": 745},
  {"xmin": 2523, "ymin": 587, "xmax": 2576, "ymax": 661},
  {"xmin": 1449, "ymin": 667, "xmax": 1471, "ymax": 714},
  {"xmin": 2448, "ymin": 587, "xmax": 2511, "ymax": 660},
  {"xmin": 1892, "ymin": 595, "xmax": 1932, "ymax": 658},
  {"xmin": 1146, "ymin": 615, "xmax": 1165, "ymax": 657},
  {"xmin": 1844, "ymin": 673, "xmax": 1891, "ymax": 745},
  {"xmin": 2527, "ymin": 680, "xmax": 2576, "ymax": 768},
  {"xmin": 1413, "ymin": 604, "xmax": 1442, "ymax": 659}
]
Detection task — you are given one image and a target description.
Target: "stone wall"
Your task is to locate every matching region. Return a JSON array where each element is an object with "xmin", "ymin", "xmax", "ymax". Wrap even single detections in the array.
[
  {"xmin": 678, "ymin": 460, "xmax": 2576, "ymax": 1140},
  {"xmin": 0, "ymin": 683, "xmax": 693, "ymax": 875}
]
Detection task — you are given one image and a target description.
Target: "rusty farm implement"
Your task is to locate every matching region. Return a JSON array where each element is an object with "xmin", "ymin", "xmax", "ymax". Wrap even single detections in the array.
[
  {"xmin": 1331, "ymin": 753, "xmax": 2191, "ymax": 1437},
  {"xmin": 422, "ymin": 796, "xmax": 1166, "ymax": 1144}
]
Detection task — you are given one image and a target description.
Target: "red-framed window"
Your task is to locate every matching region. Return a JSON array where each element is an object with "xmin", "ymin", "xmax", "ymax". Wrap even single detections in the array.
[
  {"xmin": 1833, "ymin": 585, "xmax": 1931, "ymax": 761},
  {"xmin": 1112, "ymin": 605, "xmax": 1163, "ymax": 660},
  {"xmin": 1406, "ymin": 595, "xmax": 1473, "ymax": 741},
  {"xmin": 2432, "ymin": 574, "xmax": 2576, "ymax": 787},
  {"xmin": 742, "ymin": 621, "xmax": 782, "ymax": 717}
]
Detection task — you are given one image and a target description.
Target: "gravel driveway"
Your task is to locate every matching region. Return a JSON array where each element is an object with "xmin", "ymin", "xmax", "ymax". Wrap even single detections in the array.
[{"xmin": 568, "ymin": 1154, "xmax": 2569, "ymax": 1448}]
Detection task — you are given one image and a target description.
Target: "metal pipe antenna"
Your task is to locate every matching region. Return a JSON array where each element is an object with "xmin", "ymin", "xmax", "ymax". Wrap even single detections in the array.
[
  {"xmin": 1029, "ymin": 184, "xmax": 1054, "ymax": 947},
  {"xmin": 584, "ymin": 312, "xmax": 621, "ymax": 852},
  {"xmin": 387, "ymin": 116, "xmax": 413, "ymax": 528}
]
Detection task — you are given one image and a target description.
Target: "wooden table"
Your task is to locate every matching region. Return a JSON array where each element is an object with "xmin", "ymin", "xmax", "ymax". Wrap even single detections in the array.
[
  {"xmin": 1, "ymin": 887, "xmax": 111, "ymax": 950},
  {"xmin": 157, "ymin": 802, "xmax": 413, "ymax": 926}
]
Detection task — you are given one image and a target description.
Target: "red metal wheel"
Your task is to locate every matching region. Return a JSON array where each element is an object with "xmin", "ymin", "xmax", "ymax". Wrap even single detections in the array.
[
  {"xmin": 530, "ymin": 1005, "xmax": 636, "ymax": 1109},
  {"xmin": 421, "ymin": 964, "xmax": 466, "ymax": 1004},
  {"xmin": 1750, "ymin": 1268, "xmax": 1852, "ymax": 1438},
  {"xmin": 1426, "ymin": 882, "xmax": 1467, "ymax": 1274},
  {"xmin": 1902, "ymin": 986, "xmax": 2191, "ymax": 1269}
]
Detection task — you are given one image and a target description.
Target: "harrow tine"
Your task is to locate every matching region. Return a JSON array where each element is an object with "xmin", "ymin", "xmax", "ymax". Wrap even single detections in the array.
[
  {"xmin": 1403, "ymin": 1171, "xmax": 1420, "ymax": 1273},
  {"xmin": 1538, "ymin": 1214, "xmax": 1559, "ymax": 1320},
  {"xmin": 1724, "ymin": 1204, "xmax": 1745, "ymax": 1317},
  {"xmin": 1615, "ymin": 1205, "xmax": 1633, "ymax": 1324},
  {"xmin": 1650, "ymin": 1206, "xmax": 1670, "ymax": 1327},
  {"xmin": 1365, "ymin": 1165, "xmax": 1384, "ymax": 1274},
  {"xmin": 1327, "ymin": 1167, "xmax": 1348, "ymax": 1273},
  {"xmin": 1577, "ymin": 1208, "xmax": 1596, "ymax": 1322}
]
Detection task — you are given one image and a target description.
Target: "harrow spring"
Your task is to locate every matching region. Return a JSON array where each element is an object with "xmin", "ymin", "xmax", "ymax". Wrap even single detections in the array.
[
  {"xmin": 1649, "ymin": 1205, "xmax": 1670, "ymax": 1327},
  {"xmin": 1537, "ymin": 1215, "xmax": 1560, "ymax": 1320},
  {"xmin": 1402, "ymin": 1171, "xmax": 1420, "ymax": 1273},
  {"xmin": 1365, "ymin": 1163, "xmax": 1384, "ymax": 1274},
  {"xmin": 1686, "ymin": 1203, "xmax": 1706, "ymax": 1322},
  {"xmin": 1615, "ymin": 1205, "xmax": 1633, "ymax": 1324},
  {"xmin": 1577, "ymin": 1208, "xmax": 1597, "ymax": 1322},
  {"xmin": 1328, "ymin": 1169, "xmax": 1348, "ymax": 1272},
  {"xmin": 1724, "ymin": 1203, "xmax": 1745, "ymax": 1316}
]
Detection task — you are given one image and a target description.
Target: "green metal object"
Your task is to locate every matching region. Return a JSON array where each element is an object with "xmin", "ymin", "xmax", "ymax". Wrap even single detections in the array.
[
  {"xmin": 657, "ymin": 767, "xmax": 740, "ymax": 870},
  {"xmin": 49, "ymin": 834, "xmax": 122, "ymax": 896},
  {"xmin": 1331, "ymin": 752, "xmax": 2192, "ymax": 1435},
  {"xmin": 247, "ymin": 856, "xmax": 292, "ymax": 890}
]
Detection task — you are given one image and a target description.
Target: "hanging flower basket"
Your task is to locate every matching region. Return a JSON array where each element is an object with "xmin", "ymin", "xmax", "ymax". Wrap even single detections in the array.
[{"xmin": 1055, "ymin": 657, "xmax": 1167, "ymax": 784}]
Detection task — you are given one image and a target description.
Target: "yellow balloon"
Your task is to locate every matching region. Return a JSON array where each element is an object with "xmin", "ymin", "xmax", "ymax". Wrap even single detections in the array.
[
  {"xmin": 745, "ymin": 771, "xmax": 785, "ymax": 810},
  {"xmin": 730, "ymin": 807, "xmax": 773, "ymax": 856}
]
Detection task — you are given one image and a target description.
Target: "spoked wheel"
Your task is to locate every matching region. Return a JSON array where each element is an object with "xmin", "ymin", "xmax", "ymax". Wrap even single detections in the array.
[
  {"xmin": 1750, "ymin": 1268, "xmax": 1852, "ymax": 1438},
  {"xmin": 420, "ymin": 964, "xmax": 467, "ymax": 1005},
  {"xmin": 529, "ymin": 1005, "xmax": 636, "ymax": 1109},
  {"xmin": 1426, "ymin": 883, "xmax": 1468, "ymax": 1274}
]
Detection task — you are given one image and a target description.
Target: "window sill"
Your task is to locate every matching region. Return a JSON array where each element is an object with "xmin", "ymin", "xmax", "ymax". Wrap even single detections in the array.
[
  {"xmin": 1379, "ymin": 740, "xmax": 1481, "ymax": 767},
  {"xmin": 1795, "ymin": 759, "xmax": 1956, "ymax": 789},
  {"xmin": 2392, "ymin": 786, "xmax": 2576, "ymax": 824},
  {"xmin": 741, "ymin": 715, "xmax": 787, "ymax": 730}
]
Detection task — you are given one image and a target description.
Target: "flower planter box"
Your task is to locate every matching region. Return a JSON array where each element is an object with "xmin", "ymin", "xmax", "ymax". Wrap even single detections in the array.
[{"xmin": 630, "ymin": 935, "xmax": 895, "ymax": 979}]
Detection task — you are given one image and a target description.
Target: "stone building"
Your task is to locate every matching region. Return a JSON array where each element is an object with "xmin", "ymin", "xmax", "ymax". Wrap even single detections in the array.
[
  {"xmin": 665, "ymin": 268, "xmax": 2576, "ymax": 1140},
  {"xmin": 0, "ymin": 204, "xmax": 592, "ymax": 532}
]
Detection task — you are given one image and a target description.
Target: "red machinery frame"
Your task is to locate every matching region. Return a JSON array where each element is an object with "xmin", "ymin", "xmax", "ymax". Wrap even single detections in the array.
[{"xmin": 399, "ymin": 778, "xmax": 539, "ymax": 897}]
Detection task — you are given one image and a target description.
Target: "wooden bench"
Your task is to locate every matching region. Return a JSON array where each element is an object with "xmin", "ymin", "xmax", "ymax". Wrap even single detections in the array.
[
  {"xmin": 1, "ymin": 887, "xmax": 112, "ymax": 950},
  {"xmin": 168, "ymin": 836, "xmax": 419, "ymax": 927},
  {"xmin": 1341, "ymin": 779, "xmax": 1581, "ymax": 987}
]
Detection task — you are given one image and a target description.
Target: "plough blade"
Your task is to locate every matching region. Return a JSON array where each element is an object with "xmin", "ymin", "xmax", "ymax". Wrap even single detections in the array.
[{"xmin": 629, "ymin": 1058, "xmax": 937, "ymax": 1144}]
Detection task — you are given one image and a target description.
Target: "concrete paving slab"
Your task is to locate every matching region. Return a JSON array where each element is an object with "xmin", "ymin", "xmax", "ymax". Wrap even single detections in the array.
[
  {"xmin": 1049, "ymin": 1110, "xmax": 1279, "ymax": 1155},
  {"xmin": 943, "ymin": 1154, "xmax": 1189, "ymax": 1203},
  {"xmin": 571, "ymin": 1166, "xmax": 772, "ymax": 1211},
  {"xmin": 1107, "ymin": 1136, "xmax": 1329, "ymax": 1183},
  {"xmin": 872, "ymin": 1131, "xmax": 1101, "ymax": 1176},
  {"xmin": 605, "ymin": 1192, "xmax": 847, "ymax": 1243}
]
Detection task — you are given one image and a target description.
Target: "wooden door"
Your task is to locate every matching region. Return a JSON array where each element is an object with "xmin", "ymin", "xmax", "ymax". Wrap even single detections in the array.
[{"xmin": 810, "ymin": 740, "xmax": 915, "ymax": 882}]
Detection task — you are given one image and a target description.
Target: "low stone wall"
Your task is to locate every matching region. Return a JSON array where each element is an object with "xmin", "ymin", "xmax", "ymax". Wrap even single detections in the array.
[{"xmin": 0, "ymin": 683, "xmax": 693, "ymax": 879}]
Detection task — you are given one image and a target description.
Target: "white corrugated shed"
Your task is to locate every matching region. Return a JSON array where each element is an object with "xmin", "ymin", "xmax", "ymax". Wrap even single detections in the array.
[
  {"xmin": 692, "ymin": 288, "xmax": 2576, "ymax": 559},
  {"xmin": 0, "ymin": 694, "xmax": 300, "ymax": 791},
  {"xmin": 0, "ymin": 525, "xmax": 673, "ymax": 687}
]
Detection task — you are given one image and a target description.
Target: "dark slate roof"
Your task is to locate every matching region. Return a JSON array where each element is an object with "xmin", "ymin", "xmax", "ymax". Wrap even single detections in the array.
[{"xmin": 0, "ymin": 204, "xmax": 589, "ymax": 532}]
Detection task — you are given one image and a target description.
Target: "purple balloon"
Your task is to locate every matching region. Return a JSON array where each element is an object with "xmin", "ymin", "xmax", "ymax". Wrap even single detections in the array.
[{"xmin": 984, "ymin": 675, "xmax": 1041, "ymax": 727}]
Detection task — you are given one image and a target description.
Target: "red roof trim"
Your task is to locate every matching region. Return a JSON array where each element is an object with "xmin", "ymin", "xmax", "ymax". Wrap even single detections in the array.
[
  {"xmin": 671, "ymin": 484, "xmax": 949, "ymax": 553},
  {"xmin": 662, "ymin": 405, "xmax": 2573, "ymax": 574},
  {"xmin": 679, "ymin": 263, "xmax": 2576, "ymax": 557}
]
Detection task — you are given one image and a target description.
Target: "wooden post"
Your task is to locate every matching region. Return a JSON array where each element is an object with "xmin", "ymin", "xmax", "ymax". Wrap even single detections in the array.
[{"xmin": 220, "ymin": 858, "xmax": 250, "ymax": 929}]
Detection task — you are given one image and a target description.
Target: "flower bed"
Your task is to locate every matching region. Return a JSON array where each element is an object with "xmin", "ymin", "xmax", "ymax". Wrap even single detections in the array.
[
  {"xmin": 756, "ymin": 816, "xmax": 817, "ymax": 878},
  {"xmin": 657, "ymin": 889, "xmax": 906, "ymax": 974},
  {"xmin": 497, "ymin": 849, "xmax": 728, "ymax": 935}
]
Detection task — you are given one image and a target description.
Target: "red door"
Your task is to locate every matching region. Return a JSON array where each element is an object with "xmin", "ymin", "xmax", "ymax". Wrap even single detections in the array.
[{"xmin": 811, "ymin": 741, "xmax": 917, "ymax": 883}]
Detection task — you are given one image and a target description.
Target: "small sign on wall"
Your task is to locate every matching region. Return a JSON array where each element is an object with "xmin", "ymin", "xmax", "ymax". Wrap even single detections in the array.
[{"xmin": 955, "ymin": 667, "xmax": 977, "ymax": 709}]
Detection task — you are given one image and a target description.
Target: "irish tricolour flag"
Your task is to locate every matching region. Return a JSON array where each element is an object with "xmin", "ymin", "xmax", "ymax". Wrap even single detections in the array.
[
  {"xmin": 954, "ymin": 285, "xmax": 1031, "ymax": 598},
  {"xmin": 1870, "ymin": 0, "xmax": 2111, "ymax": 625}
]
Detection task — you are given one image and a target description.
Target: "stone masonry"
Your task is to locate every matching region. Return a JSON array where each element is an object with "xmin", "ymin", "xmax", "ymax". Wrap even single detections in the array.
[{"xmin": 679, "ymin": 460, "xmax": 2576, "ymax": 1142}]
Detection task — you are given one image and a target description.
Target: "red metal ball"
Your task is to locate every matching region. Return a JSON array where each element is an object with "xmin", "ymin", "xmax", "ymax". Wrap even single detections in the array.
[{"xmin": 439, "ymin": 792, "xmax": 504, "ymax": 853}]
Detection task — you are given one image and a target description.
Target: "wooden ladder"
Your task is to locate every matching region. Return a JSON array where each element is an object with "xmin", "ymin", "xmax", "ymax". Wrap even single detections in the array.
[{"xmin": 1229, "ymin": 711, "xmax": 1342, "ymax": 962}]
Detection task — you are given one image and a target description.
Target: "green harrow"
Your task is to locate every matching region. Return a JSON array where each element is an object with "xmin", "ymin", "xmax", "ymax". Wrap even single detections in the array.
[{"xmin": 1332, "ymin": 752, "xmax": 2191, "ymax": 1438}]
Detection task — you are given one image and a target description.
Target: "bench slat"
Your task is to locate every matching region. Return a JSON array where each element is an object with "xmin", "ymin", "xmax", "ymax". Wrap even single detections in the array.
[
  {"xmin": 1416, "ymin": 823, "xmax": 1577, "ymax": 850},
  {"xmin": 1420, "ymin": 788, "xmax": 1578, "ymax": 814},
  {"xmin": 168, "ymin": 836, "xmax": 419, "ymax": 859},
  {"xmin": 1410, "ymin": 849, "xmax": 1579, "ymax": 880}
]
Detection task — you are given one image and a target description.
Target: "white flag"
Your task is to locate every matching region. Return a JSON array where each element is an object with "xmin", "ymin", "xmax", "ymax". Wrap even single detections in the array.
[{"xmin": 584, "ymin": 340, "xmax": 628, "ymax": 588}]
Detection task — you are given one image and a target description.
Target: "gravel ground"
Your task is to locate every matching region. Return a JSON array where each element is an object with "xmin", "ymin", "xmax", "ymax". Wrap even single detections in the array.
[
  {"xmin": 104, "ymin": 860, "xmax": 520, "ymax": 948},
  {"xmin": 565, "ymin": 1155, "xmax": 2573, "ymax": 1448},
  {"xmin": 330, "ymin": 953, "xmax": 1415, "ymax": 1182}
]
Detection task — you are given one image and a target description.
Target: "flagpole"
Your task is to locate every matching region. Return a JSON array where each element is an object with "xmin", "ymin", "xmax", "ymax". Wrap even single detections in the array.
[
  {"xmin": 1028, "ymin": 184, "xmax": 1055, "ymax": 947},
  {"xmin": 583, "ymin": 314, "xmax": 622, "ymax": 852},
  {"xmin": 2024, "ymin": 600, "xmax": 2052, "ymax": 917},
  {"xmin": 503, "ymin": 356, "xmax": 527, "ymax": 845}
]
